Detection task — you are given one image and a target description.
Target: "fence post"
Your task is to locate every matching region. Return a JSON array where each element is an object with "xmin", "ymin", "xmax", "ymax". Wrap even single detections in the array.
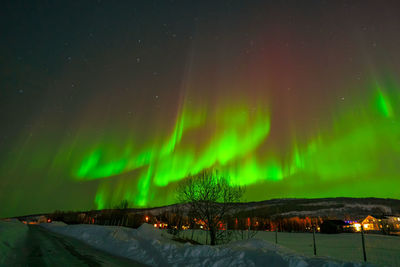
[
  {"xmin": 275, "ymin": 227, "xmax": 278, "ymax": 244},
  {"xmin": 312, "ymin": 226, "xmax": 317, "ymax": 256},
  {"xmin": 361, "ymin": 225, "xmax": 367, "ymax": 262}
]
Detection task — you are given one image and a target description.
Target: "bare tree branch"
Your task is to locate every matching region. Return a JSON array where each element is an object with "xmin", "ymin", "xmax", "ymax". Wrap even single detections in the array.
[{"xmin": 176, "ymin": 168, "xmax": 245, "ymax": 245}]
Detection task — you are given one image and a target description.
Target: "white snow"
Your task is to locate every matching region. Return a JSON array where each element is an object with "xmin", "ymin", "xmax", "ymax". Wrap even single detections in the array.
[
  {"xmin": 41, "ymin": 223, "xmax": 373, "ymax": 267},
  {"xmin": 0, "ymin": 219, "xmax": 28, "ymax": 264},
  {"xmin": 183, "ymin": 229, "xmax": 400, "ymax": 267},
  {"xmin": 254, "ymin": 231, "xmax": 400, "ymax": 267},
  {"xmin": 278, "ymin": 202, "xmax": 392, "ymax": 217}
]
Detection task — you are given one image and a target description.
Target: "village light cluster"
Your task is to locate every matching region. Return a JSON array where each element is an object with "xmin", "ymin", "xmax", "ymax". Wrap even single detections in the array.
[
  {"xmin": 344, "ymin": 215, "xmax": 400, "ymax": 233},
  {"xmin": 145, "ymin": 213, "xmax": 400, "ymax": 234}
]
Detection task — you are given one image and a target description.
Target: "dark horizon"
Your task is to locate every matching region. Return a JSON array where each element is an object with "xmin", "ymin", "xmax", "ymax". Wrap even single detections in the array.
[{"xmin": 7, "ymin": 196, "xmax": 400, "ymax": 220}]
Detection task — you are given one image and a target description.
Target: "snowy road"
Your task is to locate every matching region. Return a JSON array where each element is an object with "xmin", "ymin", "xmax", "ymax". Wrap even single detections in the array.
[{"xmin": 3, "ymin": 225, "xmax": 147, "ymax": 266}]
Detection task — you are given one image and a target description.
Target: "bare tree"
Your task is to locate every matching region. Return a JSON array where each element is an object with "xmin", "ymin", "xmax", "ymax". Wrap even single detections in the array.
[{"xmin": 176, "ymin": 169, "xmax": 245, "ymax": 245}]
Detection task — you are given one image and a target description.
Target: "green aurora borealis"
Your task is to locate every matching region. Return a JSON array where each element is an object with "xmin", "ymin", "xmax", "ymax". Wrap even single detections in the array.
[
  {"xmin": 80, "ymin": 80, "xmax": 400, "ymax": 210},
  {"xmin": 1, "ymin": 1, "xmax": 400, "ymax": 217}
]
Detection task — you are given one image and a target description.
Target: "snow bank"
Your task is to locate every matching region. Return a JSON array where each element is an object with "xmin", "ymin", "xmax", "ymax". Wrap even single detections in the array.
[
  {"xmin": 48, "ymin": 221, "xmax": 67, "ymax": 226},
  {"xmin": 0, "ymin": 219, "xmax": 28, "ymax": 264},
  {"xmin": 41, "ymin": 223, "xmax": 372, "ymax": 267}
]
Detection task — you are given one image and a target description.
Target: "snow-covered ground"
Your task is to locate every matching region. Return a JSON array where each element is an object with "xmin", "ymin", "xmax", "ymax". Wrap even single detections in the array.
[
  {"xmin": 177, "ymin": 229, "xmax": 400, "ymax": 267},
  {"xmin": 0, "ymin": 219, "xmax": 28, "ymax": 264},
  {"xmin": 41, "ymin": 222, "xmax": 374, "ymax": 267},
  {"xmin": 178, "ymin": 229, "xmax": 400, "ymax": 267},
  {"xmin": 256, "ymin": 231, "xmax": 400, "ymax": 267}
]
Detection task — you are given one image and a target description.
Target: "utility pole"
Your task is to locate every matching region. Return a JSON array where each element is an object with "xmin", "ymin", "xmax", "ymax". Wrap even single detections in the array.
[
  {"xmin": 361, "ymin": 225, "xmax": 367, "ymax": 262},
  {"xmin": 312, "ymin": 226, "xmax": 317, "ymax": 256}
]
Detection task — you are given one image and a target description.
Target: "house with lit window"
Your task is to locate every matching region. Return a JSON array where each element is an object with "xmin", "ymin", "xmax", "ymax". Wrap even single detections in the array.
[
  {"xmin": 362, "ymin": 215, "xmax": 400, "ymax": 234},
  {"xmin": 361, "ymin": 215, "xmax": 380, "ymax": 231}
]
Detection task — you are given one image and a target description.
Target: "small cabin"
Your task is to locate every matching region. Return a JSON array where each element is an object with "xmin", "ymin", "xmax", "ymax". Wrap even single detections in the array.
[{"xmin": 320, "ymin": 220, "xmax": 349, "ymax": 234}]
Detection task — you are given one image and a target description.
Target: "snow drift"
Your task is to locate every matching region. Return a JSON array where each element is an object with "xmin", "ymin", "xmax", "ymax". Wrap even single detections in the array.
[
  {"xmin": 0, "ymin": 219, "xmax": 28, "ymax": 264},
  {"xmin": 41, "ymin": 222, "xmax": 373, "ymax": 267}
]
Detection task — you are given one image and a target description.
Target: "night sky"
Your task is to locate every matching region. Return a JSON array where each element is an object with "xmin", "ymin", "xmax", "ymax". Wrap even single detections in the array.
[{"xmin": 1, "ymin": 0, "xmax": 400, "ymax": 218}]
